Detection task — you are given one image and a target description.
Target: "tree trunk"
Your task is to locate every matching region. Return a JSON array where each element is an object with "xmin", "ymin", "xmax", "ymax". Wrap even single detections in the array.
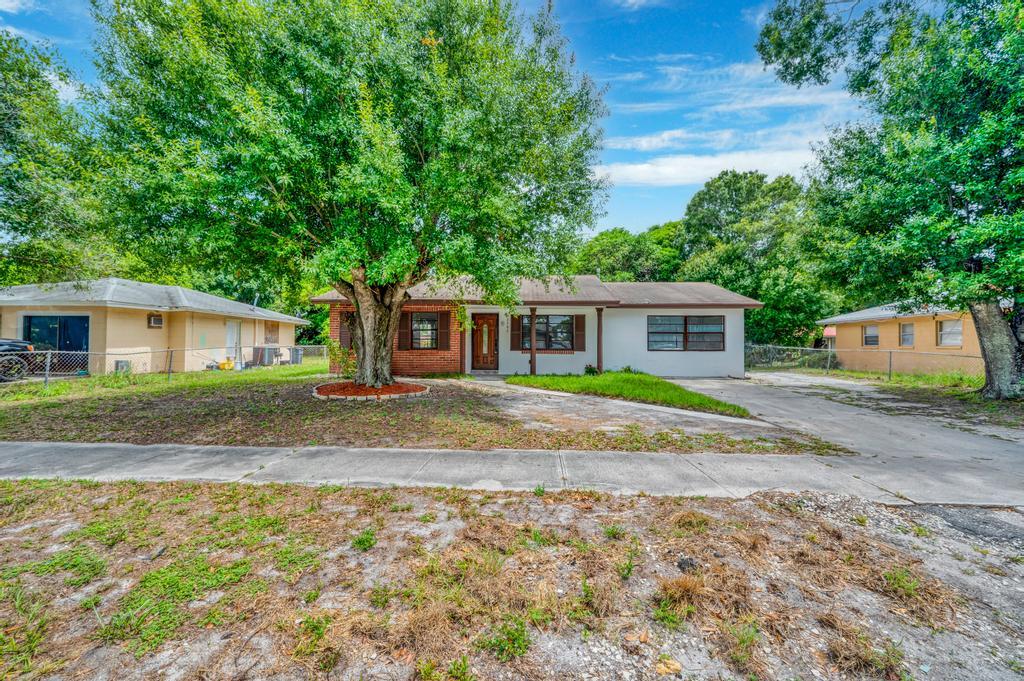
[
  {"xmin": 335, "ymin": 274, "xmax": 409, "ymax": 388},
  {"xmin": 969, "ymin": 300, "xmax": 1023, "ymax": 399}
]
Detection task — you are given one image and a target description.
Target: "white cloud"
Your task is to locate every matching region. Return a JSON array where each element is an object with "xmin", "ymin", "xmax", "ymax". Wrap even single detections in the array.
[
  {"xmin": 0, "ymin": 0, "xmax": 34, "ymax": 13},
  {"xmin": 46, "ymin": 72, "xmax": 77, "ymax": 103},
  {"xmin": 596, "ymin": 148, "xmax": 814, "ymax": 187},
  {"xmin": 609, "ymin": 0, "xmax": 662, "ymax": 9},
  {"xmin": 606, "ymin": 128, "xmax": 738, "ymax": 151},
  {"xmin": 741, "ymin": 2, "xmax": 770, "ymax": 28},
  {"xmin": 598, "ymin": 70, "xmax": 647, "ymax": 83},
  {"xmin": 607, "ymin": 52, "xmax": 702, "ymax": 63}
]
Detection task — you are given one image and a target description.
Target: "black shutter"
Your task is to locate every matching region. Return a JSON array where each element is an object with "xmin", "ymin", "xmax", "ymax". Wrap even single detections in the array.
[
  {"xmin": 338, "ymin": 311, "xmax": 352, "ymax": 349},
  {"xmin": 438, "ymin": 311, "xmax": 450, "ymax": 351},
  {"xmin": 510, "ymin": 315, "xmax": 521, "ymax": 350},
  {"xmin": 398, "ymin": 312, "xmax": 411, "ymax": 350}
]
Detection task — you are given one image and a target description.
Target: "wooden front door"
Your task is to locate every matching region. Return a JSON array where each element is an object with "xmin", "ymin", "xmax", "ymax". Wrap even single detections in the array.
[{"xmin": 472, "ymin": 314, "xmax": 499, "ymax": 370}]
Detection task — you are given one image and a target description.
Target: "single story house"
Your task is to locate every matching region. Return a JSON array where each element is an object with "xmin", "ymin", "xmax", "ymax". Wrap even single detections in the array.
[
  {"xmin": 817, "ymin": 303, "xmax": 981, "ymax": 374},
  {"xmin": 310, "ymin": 276, "xmax": 762, "ymax": 378},
  {"xmin": 0, "ymin": 278, "xmax": 308, "ymax": 375}
]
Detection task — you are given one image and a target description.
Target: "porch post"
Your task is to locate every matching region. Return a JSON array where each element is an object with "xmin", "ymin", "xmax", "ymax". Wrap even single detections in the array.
[
  {"xmin": 596, "ymin": 307, "xmax": 604, "ymax": 373},
  {"xmin": 529, "ymin": 306, "xmax": 537, "ymax": 375}
]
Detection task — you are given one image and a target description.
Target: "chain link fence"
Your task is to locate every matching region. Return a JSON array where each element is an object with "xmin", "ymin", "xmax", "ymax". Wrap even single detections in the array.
[
  {"xmin": 0, "ymin": 345, "xmax": 329, "ymax": 386},
  {"xmin": 745, "ymin": 343, "xmax": 985, "ymax": 379}
]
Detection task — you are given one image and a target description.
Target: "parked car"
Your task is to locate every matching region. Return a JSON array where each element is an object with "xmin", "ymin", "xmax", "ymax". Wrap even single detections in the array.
[{"xmin": 0, "ymin": 338, "xmax": 33, "ymax": 382}]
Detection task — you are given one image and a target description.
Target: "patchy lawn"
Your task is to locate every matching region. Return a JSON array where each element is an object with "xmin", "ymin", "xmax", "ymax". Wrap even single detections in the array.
[
  {"xmin": 0, "ymin": 480, "xmax": 1020, "ymax": 679},
  {"xmin": 505, "ymin": 371, "xmax": 750, "ymax": 418},
  {"xmin": 0, "ymin": 375, "xmax": 840, "ymax": 455},
  {"xmin": 778, "ymin": 368, "xmax": 1024, "ymax": 430}
]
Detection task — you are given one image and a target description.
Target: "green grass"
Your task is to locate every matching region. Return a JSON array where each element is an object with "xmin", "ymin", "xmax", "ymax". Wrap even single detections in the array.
[
  {"xmin": 2, "ymin": 546, "xmax": 106, "ymax": 587},
  {"xmin": 478, "ymin": 615, "xmax": 530, "ymax": 662},
  {"xmin": 98, "ymin": 556, "xmax": 250, "ymax": 655},
  {"xmin": 784, "ymin": 367, "xmax": 984, "ymax": 390},
  {"xmin": 505, "ymin": 371, "xmax": 749, "ymax": 417},
  {"xmin": 0, "ymin": 359, "xmax": 329, "ymax": 403}
]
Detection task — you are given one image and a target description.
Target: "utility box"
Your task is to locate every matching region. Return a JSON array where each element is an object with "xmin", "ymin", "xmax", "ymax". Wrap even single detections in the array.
[
  {"xmin": 113, "ymin": 359, "xmax": 131, "ymax": 373},
  {"xmin": 290, "ymin": 347, "xmax": 303, "ymax": 365}
]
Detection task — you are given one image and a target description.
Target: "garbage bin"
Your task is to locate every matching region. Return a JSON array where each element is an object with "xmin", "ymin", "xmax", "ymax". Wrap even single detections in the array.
[{"xmin": 290, "ymin": 347, "xmax": 303, "ymax": 365}]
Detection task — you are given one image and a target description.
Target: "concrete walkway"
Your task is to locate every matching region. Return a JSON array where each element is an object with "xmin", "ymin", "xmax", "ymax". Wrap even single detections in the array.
[{"xmin": 2, "ymin": 439, "xmax": 1021, "ymax": 505}]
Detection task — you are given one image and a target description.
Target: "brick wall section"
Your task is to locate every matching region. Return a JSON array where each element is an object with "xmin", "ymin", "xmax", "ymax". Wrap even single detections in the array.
[{"xmin": 329, "ymin": 302, "xmax": 463, "ymax": 376}]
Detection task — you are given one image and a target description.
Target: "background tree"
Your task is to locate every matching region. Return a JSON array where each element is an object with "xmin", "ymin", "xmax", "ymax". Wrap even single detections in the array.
[
  {"xmin": 94, "ymin": 0, "xmax": 604, "ymax": 386},
  {"xmin": 0, "ymin": 33, "xmax": 112, "ymax": 286},
  {"xmin": 571, "ymin": 227, "xmax": 674, "ymax": 281},
  {"xmin": 677, "ymin": 171, "xmax": 840, "ymax": 345},
  {"xmin": 758, "ymin": 0, "xmax": 1024, "ymax": 398}
]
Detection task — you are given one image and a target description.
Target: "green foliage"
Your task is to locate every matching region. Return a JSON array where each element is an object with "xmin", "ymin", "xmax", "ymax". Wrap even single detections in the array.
[
  {"xmin": 351, "ymin": 528, "xmax": 378, "ymax": 552},
  {"xmin": 576, "ymin": 171, "xmax": 844, "ymax": 346},
  {"xmin": 759, "ymin": 0, "xmax": 1024, "ymax": 395},
  {"xmin": 93, "ymin": 0, "xmax": 605, "ymax": 383},
  {"xmin": 676, "ymin": 171, "xmax": 843, "ymax": 345},
  {"xmin": 0, "ymin": 33, "xmax": 120, "ymax": 286},
  {"xmin": 572, "ymin": 227, "xmax": 678, "ymax": 281},
  {"xmin": 478, "ymin": 615, "xmax": 530, "ymax": 662},
  {"xmin": 0, "ymin": 581, "xmax": 49, "ymax": 675},
  {"xmin": 506, "ymin": 371, "xmax": 750, "ymax": 417},
  {"xmin": 2, "ymin": 546, "xmax": 106, "ymax": 587},
  {"xmin": 99, "ymin": 557, "xmax": 250, "ymax": 655}
]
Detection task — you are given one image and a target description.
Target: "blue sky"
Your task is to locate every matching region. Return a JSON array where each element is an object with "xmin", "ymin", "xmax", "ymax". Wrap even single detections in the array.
[{"xmin": 1, "ymin": 0, "xmax": 861, "ymax": 234}]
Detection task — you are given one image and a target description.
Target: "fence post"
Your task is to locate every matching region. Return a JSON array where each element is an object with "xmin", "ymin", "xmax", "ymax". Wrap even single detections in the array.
[
  {"xmin": 44, "ymin": 350, "xmax": 52, "ymax": 388},
  {"xmin": 167, "ymin": 350, "xmax": 174, "ymax": 382},
  {"xmin": 888, "ymin": 351, "xmax": 893, "ymax": 381},
  {"xmin": 826, "ymin": 348, "xmax": 832, "ymax": 374}
]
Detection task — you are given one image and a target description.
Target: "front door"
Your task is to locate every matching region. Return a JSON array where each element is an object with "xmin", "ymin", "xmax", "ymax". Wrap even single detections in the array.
[{"xmin": 471, "ymin": 314, "xmax": 498, "ymax": 370}]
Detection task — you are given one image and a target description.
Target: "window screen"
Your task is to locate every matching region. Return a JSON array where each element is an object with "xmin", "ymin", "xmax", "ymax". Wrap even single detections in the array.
[
  {"xmin": 899, "ymin": 322, "xmax": 914, "ymax": 347},
  {"xmin": 862, "ymin": 325, "xmax": 880, "ymax": 346},
  {"xmin": 647, "ymin": 315, "xmax": 724, "ymax": 351},
  {"xmin": 937, "ymin": 319, "xmax": 962, "ymax": 346}
]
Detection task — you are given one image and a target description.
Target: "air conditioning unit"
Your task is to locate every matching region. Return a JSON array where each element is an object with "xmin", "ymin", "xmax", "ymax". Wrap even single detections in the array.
[{"xmin": 147, "ymin": 313, "xmax": 164, "ymax": 329}]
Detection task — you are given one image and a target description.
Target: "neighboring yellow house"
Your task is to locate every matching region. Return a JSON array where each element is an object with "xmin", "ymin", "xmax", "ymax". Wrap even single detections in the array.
[
  {"xmin": 818, "ymin": 303, "xmax": 982, "ymax": 375},
  {"xmin": 0, "ymin": 278, "xmax": 307, "ymax": 375}
]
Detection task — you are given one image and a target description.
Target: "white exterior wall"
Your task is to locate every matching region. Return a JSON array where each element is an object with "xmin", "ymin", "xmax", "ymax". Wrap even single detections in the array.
[
  {"xmin": 602, "ymin": 307, "xmax": 746, "ymax": 377},
  {"xmin": 463, "ymin": 305, "xmax": 746, "ymax": 377},
  {"xmin": 464, "ymin": 306, "xmax": 598, "ymax": 375}
]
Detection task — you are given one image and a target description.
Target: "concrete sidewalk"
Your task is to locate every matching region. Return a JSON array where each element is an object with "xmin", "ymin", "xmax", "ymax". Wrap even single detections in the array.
[{"xmin": 1, "ymin": 440, "xmax": 1021, "ymax": 506}]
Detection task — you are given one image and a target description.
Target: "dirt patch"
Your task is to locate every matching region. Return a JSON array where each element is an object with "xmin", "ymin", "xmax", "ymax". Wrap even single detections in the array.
[
  {"xmin": 0, "ymin": 480, "xmax": 1020, "ymax": 680},
  {"xmin": 313, "ymin": 381, "xmax": 428, "ymax": 400},
  {"xmin": 0, "ymin": 379, "xmax": 841, "ymax": 454}
]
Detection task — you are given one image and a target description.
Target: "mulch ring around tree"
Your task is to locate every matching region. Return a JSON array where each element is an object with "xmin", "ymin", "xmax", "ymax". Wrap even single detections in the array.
[{"xmin": 313, "ymin": 381, "xmax": 429, "ymax": 402}]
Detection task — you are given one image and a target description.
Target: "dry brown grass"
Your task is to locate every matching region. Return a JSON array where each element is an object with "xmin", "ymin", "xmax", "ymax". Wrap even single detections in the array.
[
  {"xmin": 0, "ymin": 481, "xmax": 979, "ymax": 681},
  {"xmin": 818, "ymin": 612, "xmax": 908, "ymax": 678}
]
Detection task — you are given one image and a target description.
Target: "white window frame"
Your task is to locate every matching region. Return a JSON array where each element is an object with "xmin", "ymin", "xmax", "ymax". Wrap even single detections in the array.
[
  {"xmin": 937, "ymin": 319, "xmax": 963, "ymax": 347},
  {"xmin": 862, "ymin": 324, "xmax": 880, "ymax": 347},
  {"xmin": 899, "ymin": 322, "xmax": 914, "ymax": 347}
]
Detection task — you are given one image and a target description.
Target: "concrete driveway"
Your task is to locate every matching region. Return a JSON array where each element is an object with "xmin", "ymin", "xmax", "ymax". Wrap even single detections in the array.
[{"xmin": 674, "ymin": 372, "xmax": 1024, "ymax": 506}]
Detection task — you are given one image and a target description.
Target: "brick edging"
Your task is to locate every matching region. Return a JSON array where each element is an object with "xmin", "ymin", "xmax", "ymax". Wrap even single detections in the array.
[{"xmin": 312, "ymin": 382, "xmax": 430, "ymax": 402}]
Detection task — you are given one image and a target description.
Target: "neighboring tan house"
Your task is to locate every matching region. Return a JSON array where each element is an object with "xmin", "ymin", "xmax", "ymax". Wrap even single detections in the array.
[
  {"xmin": 817, "ymin": 303, "xmax": 981, "ymax": 374},
  {"xmin": 0, "ymin": 278, "xmax": 307, "ymax": 375},
  {"xmin": 311, "ymin": 276, "xmax": 762, "ymax": 378}
]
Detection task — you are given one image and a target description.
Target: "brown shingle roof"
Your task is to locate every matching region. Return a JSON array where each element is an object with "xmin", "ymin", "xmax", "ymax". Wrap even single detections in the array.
[
  {"xmin": 310, "ymin": 277, "xmax": 761, "ymax": 308},
  {"xmin": 602, "ymin": 282, "xmax": 762, "ymax": 308}
]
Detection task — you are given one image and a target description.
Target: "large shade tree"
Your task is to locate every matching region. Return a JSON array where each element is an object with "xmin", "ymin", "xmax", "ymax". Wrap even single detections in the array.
[
  {"xmin": 94, "ymin": 0, "xmax": 604, "ymax": 386},
  {"xmin": 0, "ymin": 33, "xmax": 114, "ymax": 286},
  {"xmin": 758, "ymin": 0, "xmax": 1024, "ymax": 398}
]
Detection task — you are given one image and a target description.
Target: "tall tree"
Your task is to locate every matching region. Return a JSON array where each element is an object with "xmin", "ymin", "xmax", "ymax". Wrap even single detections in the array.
[
  {"xmin": 677, "ymin": 171, "xmax": 839, "ymax": 345},
  {"xmin": 94, "ymin": 0, "xmax": 604, "ymax": 386},
  {"xmin": 0, "ymin": 33, "xmax": 110, "ymax": 286},
  {"xmin": 572, "ymin": 227, "xmax": 674, "ymax": 282},
  {"xmin": 758, "ymin": 0, "xmax": 1024, "ymax": 398}
]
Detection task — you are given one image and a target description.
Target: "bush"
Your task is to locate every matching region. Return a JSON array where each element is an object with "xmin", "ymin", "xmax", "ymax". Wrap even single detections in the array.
[
  {"xmin": 326, "ymin": 341, "xmax": 356, "ymax": 378},
  {"xmin": 584, "ymin": 364, "xmax": 600, "ymax": 376}
]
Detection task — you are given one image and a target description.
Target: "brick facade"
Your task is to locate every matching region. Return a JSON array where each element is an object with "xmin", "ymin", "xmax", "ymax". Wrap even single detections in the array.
[{"xmin": 329, "ymin": 302, "xmax": 464, "ymax": 376}]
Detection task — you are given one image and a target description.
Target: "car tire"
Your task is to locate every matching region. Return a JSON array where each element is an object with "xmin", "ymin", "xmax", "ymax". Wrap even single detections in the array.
[{"xmin": 0, "ymin": 356, "xmax": 28, "ymax": 382}]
